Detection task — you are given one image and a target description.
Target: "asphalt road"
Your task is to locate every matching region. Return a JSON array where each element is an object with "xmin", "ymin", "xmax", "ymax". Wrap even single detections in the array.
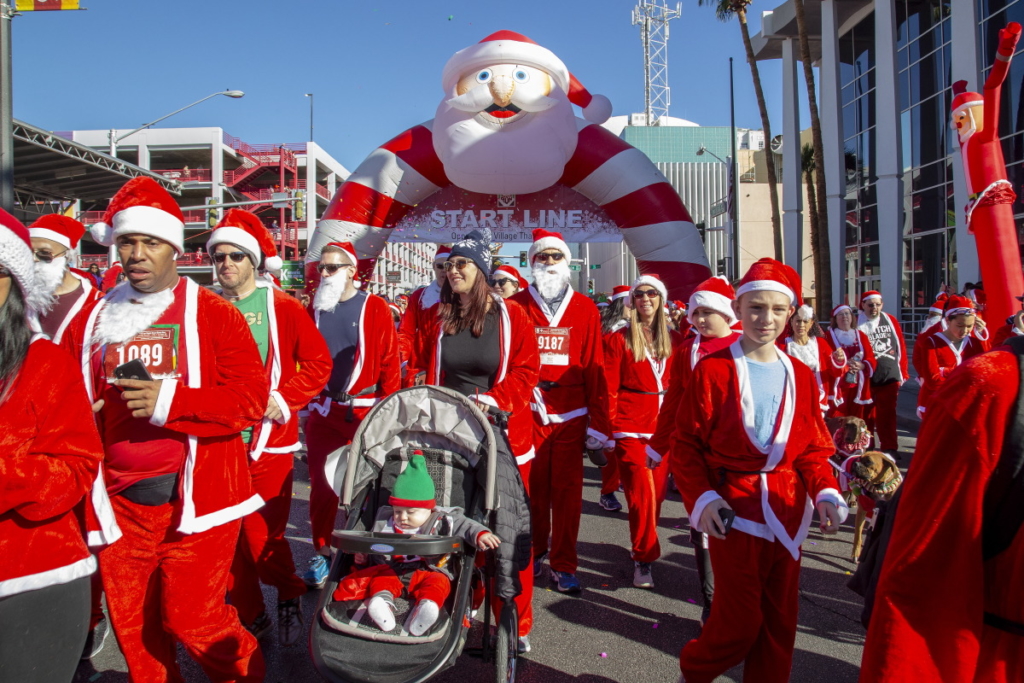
[{"xmin": 73, "ymin": 387, "xmax": 922, "ymax": 683}]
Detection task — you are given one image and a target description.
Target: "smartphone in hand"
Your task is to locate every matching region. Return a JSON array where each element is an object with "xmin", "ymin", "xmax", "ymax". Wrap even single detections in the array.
[
  {"xmin": 114, "ymin": 359, "xmax": 153, "ymax": 382},
  {"xmin": 718, "ymin": 508, "xmax": 737, "ymax": 535}
]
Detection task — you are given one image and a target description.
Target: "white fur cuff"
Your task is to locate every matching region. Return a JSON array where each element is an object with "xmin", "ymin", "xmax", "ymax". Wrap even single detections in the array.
[
  {"xmin": 814, "ymin": 488, "xmax": 850, "ymax": 525},
  {"xmin": 690, "ymin": 490, "xmax": 724, "ymax": 533},
  {"xmin": 270, "ymin": 391, "xmax": 290, "ymax": 424},
  {"xmin": 644, "ymin": 444, "xmax": 663, "ymax": 463},
  {"xmin": 149, "ymin": 379, "xmax": 178, "ymax": 427}
]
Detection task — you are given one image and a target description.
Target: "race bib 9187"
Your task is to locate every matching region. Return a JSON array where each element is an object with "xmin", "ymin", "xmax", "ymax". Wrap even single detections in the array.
[
  {"xmin": 103, "ymin": 324, "xmax": 181, "ymax": 381},
  {"xmin": 536, "ymin": 326, "xmax": 570, "ymax": 366}
]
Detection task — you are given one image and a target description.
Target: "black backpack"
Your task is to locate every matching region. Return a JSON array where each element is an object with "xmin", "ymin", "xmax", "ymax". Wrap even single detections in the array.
[{"xmin": 849, "ymin": 335, "xmax": 1024, "ymax": 629}]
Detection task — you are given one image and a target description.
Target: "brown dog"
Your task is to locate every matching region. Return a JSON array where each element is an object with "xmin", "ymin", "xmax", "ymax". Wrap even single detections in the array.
[
  {"xmin": 826, "ymin": 416, "xmax": 872, "ymax": 508},
  {"xmin": 841, "ymin": 450, "xmax": 903, "ymax": 560}
]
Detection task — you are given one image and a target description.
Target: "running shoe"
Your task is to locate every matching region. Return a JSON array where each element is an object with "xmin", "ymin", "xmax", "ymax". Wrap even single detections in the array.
[
  {"xmin": 551, "ymin": 571, "xmax": 581, "ymax": 594},
  {"xmin": 633, "ymin": 561, "xmax": 654, "ymax": 589},
  {"xmin": 533, "ymin": 552, "xmax": 547, "ymax": 578},
  {"xmin": 245, "ymin": 612, "xmax": 273, "ymax": 640},
  {"xmin": 518, "ymin": 635, "xmax": 531, "ymax": 654},
  {"xmin": 599, "ymin": 492, "xmax": 623, "ymax": 512},
  {"xmin": 80, "ymin": 617, "xmax": 109, "ymax": 660},
  {"xmin": 301, "ymin": 554, "xmax": 329, "ymax": 589},
  {"xmin": 277, "ymin": 597, "xmax": 304, "ymax": 647}
]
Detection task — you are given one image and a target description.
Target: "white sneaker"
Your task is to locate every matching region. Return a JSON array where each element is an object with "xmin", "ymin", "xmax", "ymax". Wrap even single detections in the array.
[
  {"xmin": 407, "ymin": 599, "xmax": 440, "ymax": 636},
  {"xmin": 633, "ymin": 561, "xmax": 654, "ymax": 589},
  {"xmin": 367, "ymin": 592, "xmax": 397, "ymax": 631}
]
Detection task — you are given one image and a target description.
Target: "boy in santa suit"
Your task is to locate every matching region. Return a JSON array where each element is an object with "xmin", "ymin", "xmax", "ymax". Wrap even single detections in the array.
[
  {"xmin": 857, "ymin": 291, "xmax": 909, "ymax": 456},
  {"xmin": 207, "ymin": 209, "xmax": 332, "ymax": 647},
  {"xmin": 860, "ymin": 338, "xmax": 1024, "ymax": 682},
  {"xmin": 62, "ymin": 177, "xmax": 268, "ymax": 682},
  {"xmin": 671, "ymin": 258, "xmax": 846, "ymax": 683},
  {"xmin": 28, "ymin": 214, "xmax": 102, "ymax": 344},
  {"xmin": 304, "ymin": 241, "xmax": 400, "ymax": 587},
  {"xmin": 398, "ymin": 244, "xmax": 450, "ymax": 367},
  {"xmin": 510, "ymin": 228, "xmax": 611, "ymax": 593}
]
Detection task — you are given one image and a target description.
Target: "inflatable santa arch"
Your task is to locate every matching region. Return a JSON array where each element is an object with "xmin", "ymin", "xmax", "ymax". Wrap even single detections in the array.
[{"xmin": 306, "ymin": 30, "xmax": 711, "ymax": 300}]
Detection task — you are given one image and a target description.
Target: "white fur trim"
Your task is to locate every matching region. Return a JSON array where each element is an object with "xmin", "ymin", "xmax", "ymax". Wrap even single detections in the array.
[
  {"xmin": 587, "ymin": 427, "xmax": 611, "ymax": 448},
  {"xmin": 92, "ymin": 282, "xmax": 174, "ymax": 345},
  {"xmin": 263, "ymin": 442, "xmax": 302, "ymax": 454},
  {"xmin": 87, "ymin": 466, "xmax": 122, "ymax": 547},
  {"xmin": 631, "ymin": 275, "xmax": 667, "ymax": 301},
  {"xmin": 28, "ymin": 227, "xmax": 74, "ymax": 250},
  {"xmin": 207, "ymin": 226, "xmax": 262, "ymax": 267},
  {"xmin": 687, "ymin": 290, "xmax": 737, "ymax": 325},
  {"xmin": 736, "ymin": 280, "xmax": 795, "ymax": 305},
  {"xmin": 179, "ymin": 494, "xmax": 265, "ymax": 535},
  {"xmin": 861, "ymin": 293, "xmax": 882, "ymax": 304},
  {"xmin": 644, "ymin": 444, "xmax": 663, "ymax": 463},
  {"xmin": 690, "ymin": 490, "xmax": 724, "ymax": 534},
  {"xmin": 474, "ymin": 394, "xmax": 499, "ymax": 409},
  {"xmin": 814, "ymin": 487, "xmax": 850, "ymax": 525},
  {"xmin": 0, "ymin": 555, "xmax": 96, "ymax": 599},
  {"xmin": 0, "ymin": 226, "xmax": 51, "ymax": 314},
  {"xmin": 515, "ymin": 447, "xmax": 536, "ymax": 465},
  {"xmin": 442, "ymin": 38, "xmax": 569, "ymax": 93},
  {"xmin": 528, "ymin": 235, "xmax": 571, "ymax": 264},
  {"xmin": 112, "ymin": 205, "xmax": 185, "ymax": 254},
  {"xmin": 610, "ymin": 290, "xmax": 629, "ymax": 301},
  {"xmin": 269, "ymin": 390, "xmax": 290, "ymax": 424},
  {"xmin": 148, "ymin": 378, "xmax": 178, "ymax": 427}
]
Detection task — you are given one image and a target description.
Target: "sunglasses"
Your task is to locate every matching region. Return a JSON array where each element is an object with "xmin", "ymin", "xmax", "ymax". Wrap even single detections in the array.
[
  {"xmin": 443, "ymin": 258, "xmax": 473, "ymax": 272},
  {"xmin": 493, "ymin": 278, "xmax": 516, "ymax": 288},
  {"xmin": 534, "ymin": 252, "xmax": 565, "ymax": 264},
  {"xmin": 317, "ymin": 263, "xmax": 352, "ymax": 274},
  {"xmin": 633, "ymin": 289, "xmax": 661, "ymax": 299},
  {"xmin": 213, "ymin": 251, "xmax": 248, "ymax": 264},
  {"xmin": 33, "ymin": 248, "xmax": 68, "ymax": 264},
  {"xmin": 433, "ymin": 263, "xmax": 447, "ymax": 271}
]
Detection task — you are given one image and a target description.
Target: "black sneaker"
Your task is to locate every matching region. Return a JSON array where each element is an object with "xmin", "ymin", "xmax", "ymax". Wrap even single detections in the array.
[
  {"xmin": 245, "ymin": 612, "xmax": 273, "ymax": 640},
  {"xmin": 277, "ymin": 597, "xmax": 304, "ymax": 647},
  {"xmin": 80, "ymin": 617, "xmax": 109, "ymax": 660},
  {"xmin": 699, "ymin": 603, "xmax": 712, "ymax": 629}
]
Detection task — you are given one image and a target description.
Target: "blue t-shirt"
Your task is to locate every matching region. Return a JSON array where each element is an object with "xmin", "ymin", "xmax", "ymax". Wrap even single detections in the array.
[
  {"xmin": 318, "ymin": 290, "xmax": 367, "ymax": 394},
  {"xmin": 745, "ymin": 357, "xmax": 787, "ymax": 448}
]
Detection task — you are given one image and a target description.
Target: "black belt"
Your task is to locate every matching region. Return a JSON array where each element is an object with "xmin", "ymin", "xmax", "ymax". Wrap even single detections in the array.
[
  {"xmin": 621, "ymin": 387, "xmax": 666, "ymax": 396},
  {"xmin": 985, "ymin": 612, "xmax": 1024, "ymax": 636},
  {"xmin": 716, "ymin": 467, "xmax": 776, "ymax": 487},
  {"xmin": 323, "ymin": 385, "xmax": 378, "ymax": 423},
  {"xmin": 537, "ymin": 380, "xmax": 584, "ymax": 391}
]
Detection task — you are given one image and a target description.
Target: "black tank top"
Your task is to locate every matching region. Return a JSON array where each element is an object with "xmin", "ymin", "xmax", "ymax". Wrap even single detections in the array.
[{"xmin": 440, "ymin": 311, "xmax": 500, "ymax": 397}]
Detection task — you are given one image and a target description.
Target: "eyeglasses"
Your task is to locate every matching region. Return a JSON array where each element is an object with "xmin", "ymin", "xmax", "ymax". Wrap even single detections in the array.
[
  {"xmin": 33, "ymin": 248, "xmax": 68, "ymax": 264},
  {"xmin": 443, "ymin": 258, "xmax": 473, "ymax": 272},
  {"xmin": 633, "ymin": 289, "xmax": 661, "ymax": 299},
  {"xmin": 433, "ymin": 263, "xmax": 447, "ymax": 271},
  {"xmin": 534, "ymin": 252, "xmax": 565, "ymax": 264},
  {"xmin": 317, "ymin": 262, "xmax": 351, "ymax": 274},
  {"xmin": 493, "ymin": 278, "xmax": 515, "ymax": 288},
  {"xmin": 213, "ymin": 251, "xmax": 248, "ymax": 264}
]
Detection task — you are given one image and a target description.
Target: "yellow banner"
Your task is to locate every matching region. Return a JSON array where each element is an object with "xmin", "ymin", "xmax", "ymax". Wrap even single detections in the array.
[{"xmin": 15, "ymin": 1, "xmax": 80, "ymax": 11}]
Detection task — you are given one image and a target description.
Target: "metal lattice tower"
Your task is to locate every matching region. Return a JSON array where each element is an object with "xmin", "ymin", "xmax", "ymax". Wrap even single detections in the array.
[{"xmin": 632, "ymin": 1, "xmax": 682, "ymax": 125}]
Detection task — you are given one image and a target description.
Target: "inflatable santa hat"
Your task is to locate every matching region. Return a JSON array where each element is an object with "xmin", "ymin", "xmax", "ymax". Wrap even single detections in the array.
[
  {"xmin": 735, "ymin": 257, "xmax": 798, "ymax": 305},
  {"xmin": 0, "ymin": 208, "xmax": 52, "ymax": 317},
  {"xmin": 89, "ymin": 177, "xmax": 186, "ymax": 254},
  {"xmin": 687, "ymin": 275, "xmax": 737, "ymax": 326},
  {"xmin": 28, "ymin": 214, "xmax": 87, "ymax": 260},
  {"xmin": 610, "ymin": 285, "xmax": 631, "ymax": 302},
  {"xmin": 630, "ymin": 272, "xmax": 667, "ymax": 301},
  {"xmin": 492, "ymin": 263, "xmax": 528, "ymax": 290},
  {"xmin": 442, "ymin": 30, "xmax": 613, "ymax": 124},
  {"xmin": 528, "ymin": 228, "xmax": 571, "ymax": 263},
  {"xmin": 207, "ymin": 208, "xmax": 284, "ymax": 272}
]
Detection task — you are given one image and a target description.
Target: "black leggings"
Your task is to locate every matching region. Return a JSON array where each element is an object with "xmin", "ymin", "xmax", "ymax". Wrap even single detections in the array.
[
  {"xmin": 690, "ymin": 527, "xmax": 715, "ymax": 607},
  {"xmin": 0, "ymin": 574, "xmax": 90, "ymax": 682}
]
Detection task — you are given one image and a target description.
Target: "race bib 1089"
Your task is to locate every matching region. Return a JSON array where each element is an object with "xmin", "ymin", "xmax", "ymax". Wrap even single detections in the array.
[{"xmin": 103, "ymin": 324, "xmax": 181, "ymax": 381}]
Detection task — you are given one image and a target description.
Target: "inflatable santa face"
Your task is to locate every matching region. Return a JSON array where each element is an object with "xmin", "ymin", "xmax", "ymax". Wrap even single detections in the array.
[{"xmin": 433, "ymin": 30, "xmax": 610, "ymax": 196}]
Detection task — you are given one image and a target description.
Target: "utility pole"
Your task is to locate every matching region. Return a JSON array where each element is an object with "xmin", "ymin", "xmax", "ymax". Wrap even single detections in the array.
[
  {"xmin": 1, "ymin": 2, "xmax": 14, "ymax": 212},
  {"xmin": 730, "ymin": 57, "xmax": 740, "ymax": 280},
  {"xmin": 632, "ymin": 0, "xmax": 681, "ymax": 125},
  {"xmin": 305, "ymin": 93, "xmax": 314, "ymax": 142}
]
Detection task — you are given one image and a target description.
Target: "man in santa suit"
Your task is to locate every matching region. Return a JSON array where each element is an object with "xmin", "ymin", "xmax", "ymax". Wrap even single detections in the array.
[
  {"xmin": 511, "ymin": 228, "xmax": 610, "ymax": 593},
  {"xmin": 207, "ymin": 209, "xmax": 332, "ymax": 647},
  {"xmin": 860, "ymin": 340, "xmax": 1024, "ymax": 682},
  {"xmin": 992, "ymin": 292, "xmax": 1024, "ymax": 346},
  {"xmin": 857, "ymin": 291, "xmax": 909, "ymax": 457},
  {"xmin": 303, "ymin": 241, "xmax": 400, "ymax": 587},
  {"xmin": 62, "ymin": 177, "xmax": 268, "ymax": 682},
  {"xmin": 28, "ymin": 214, "xmax": 102, "ymax": 344},
  {"xmin": 671, "ymin": 258, "xmax": 846, "ymax": 683},
  {"xmin": 398, "ymin": 244, "xmax": 450, "ymax": 368}
]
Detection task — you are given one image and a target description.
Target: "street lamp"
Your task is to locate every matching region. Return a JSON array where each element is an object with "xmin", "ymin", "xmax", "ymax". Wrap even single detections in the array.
[
  {"xmin": 305, "ymin": 93, "xmax": 314, "ymax": 142},
  {"xmin": 108, "ymin": 89, "xmax": 245, "ymax": 156},
  {"xmin": 696, "ymin": 145, "xmax": 738, "ymax": 279}
]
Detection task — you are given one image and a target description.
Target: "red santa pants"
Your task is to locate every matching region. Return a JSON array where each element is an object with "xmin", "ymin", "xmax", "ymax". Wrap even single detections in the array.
[
  {"xmin": 827, "ymin": 383, "xmax": 870, "ymax": 420},
  {"xmin": 867, "ymin": 381, "xmax": 901, "ymax": 451},
  {"xmin": 529, "ymin": 418, "xmax": 587, "ymax": 573},
  {"xmin": 228, "ymin": 450, "xmax": 307, "ymax": 624},
  {"xmin": 305, "ymin": 405, "xmax": 370, "ymax": 552},
  {"xmin": 333, "ymin": 564, "xmax": 450, "ymax": 606},
  {"xmin": 615, "ymin": 438, "xmax": 669, "ymax": 563},
  {"xmin": 600, "ymin": 449, "xmax": 621, "ymax": 496},
  {"xmin": 100, "ymin": 496, "xmax": 264, "ymax": 683},
  {"xmin": 679, "ymin": 531, "xmax": 800, "ymax": 683}
]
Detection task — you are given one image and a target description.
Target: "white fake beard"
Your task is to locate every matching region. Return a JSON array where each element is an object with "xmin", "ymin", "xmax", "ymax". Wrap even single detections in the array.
[
  {"xmin": 432, "ymin": 90, "xmax": 579, "ymax": 195},
  {"xmin": 33, "ymin": 256, "xmax": 68, "ymax": 297},
  {"xmin": 420, "ymin": 280, "xmax": 442, "ymax": 309},
  {"xmin": 532, "ymin": 260, "xmax": 571, "ymax": 301},
  {"xmin": 313, "ymin": 270, "xmax": 350, "ymax": 312},
  {"xmin": 93, "ymin": 283, "xmax": 174, "ymax": 345}
]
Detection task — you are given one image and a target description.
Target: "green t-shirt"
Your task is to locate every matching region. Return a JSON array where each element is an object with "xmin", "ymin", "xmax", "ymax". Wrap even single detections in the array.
[{"xmin": 233, "ymin": 287, "xmax": 269, "ymax": 443}]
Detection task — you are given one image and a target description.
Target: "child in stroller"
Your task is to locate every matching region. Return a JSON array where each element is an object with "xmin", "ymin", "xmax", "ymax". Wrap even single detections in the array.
[{"xmin": 331, "ymin": 453, "xmax": 502, "ymax": 636}]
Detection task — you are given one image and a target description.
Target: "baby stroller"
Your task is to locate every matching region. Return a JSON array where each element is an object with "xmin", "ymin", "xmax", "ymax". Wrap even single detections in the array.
[{"xmin": 310, "ymin": 385, "xmax": 528, "ymax": 683}]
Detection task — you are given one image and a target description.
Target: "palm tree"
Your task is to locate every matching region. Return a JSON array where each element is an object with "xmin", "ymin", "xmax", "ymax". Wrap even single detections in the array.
[
  {"xmin": 802, "ymin": 143, "xmax": 826, "ymax": 317},
  {"xmin": 793, "ymin": 0, "xmax": 832, "ymax": 311},
  {"xmin": 698, "ymin": 0, "xmax": 783, "ymax": 262}
]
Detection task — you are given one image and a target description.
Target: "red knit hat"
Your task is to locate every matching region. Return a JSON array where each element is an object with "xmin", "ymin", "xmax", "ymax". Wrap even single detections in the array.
[
  {"xmin": 492, "ymin": 263, "xmax": 528, "ymax": 290},
  {"xmin": 860, "ymin": 290, "xmax": 882, "ymax": 307},
  {"xmin": 28, "ymin": 214, "xmax": 87, "ymax": 251},
  {"xmin": 943, "ymin": 294, "xmax": 975, "ymax": 318},
  {"xmin": 323, "ymin": 241, "xmax": 358, "ymax": 268},
  {"xmin": 207, "ymin": 209, "xmax": 283, "ymax": 272},
  {"xmin": 527, "ymin": 228, "xmax": 571, "ymax": 263},
  {"xmin": 441, "ymin": 30, "xmax": 612, "ymax": 124},
  {"xmin": 687, "ymin": 275, "xmax": 737, "ymax": 326},
  {"xmin": 735, "ymin": 258, "xmax": 796, "ymax": 305},
  {"xmin": 610, "ymin": 285, "xmax": 630, "ymax": 301},
  {"xmin": 434, "ymin": 244, "xmax": 452, "ymax": 261},
  {"xmin": 0, "ymin": 208, "xmax": 51, "ymax": 315},
  {"xmin": 89, "ymin": 177, "xmax": 186, "ymax": 254}
]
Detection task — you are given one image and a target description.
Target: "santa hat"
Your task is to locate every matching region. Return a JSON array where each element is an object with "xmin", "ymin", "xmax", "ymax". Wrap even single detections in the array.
[
  {"xmin": 442, "ymin": 30, "xmax": 612, "ymax": 124},
  {"xmin": 492, "ymin": 263, "xmax": 528, "ymax": 290},
  {"xmin": 687, "ymin": 275, "xmax": 737, "ymax": 326},
  {"xmin": 389, "ymin": 453, "xmax": 436, "ymax": 509},
  {"xmin": 630, "ymin": 272, "xmax": 667, "ymax": 301},
  {"xmin": 860, "ymin": 290, "xmax": 882, "ymax": 307},
  {"xmin": 28, "ymin": 214, "xmax": 87, "ymax": 253},
  {"xmin": 528, "ymin": 228, "xmax": 571, "ymax": 263},
  {"xmin": 832, "ymin": 303, "xmax": 853, "ymax": 319},
  {"xmin": 89, "ymin": 177, "xmax": 186, "ymax": 254},
  {"xmin": 434, "ymin": 245, "xmax": 452, "ymax": 262},
  {"xmin": 610, "ymin": 285, "xmax": 630, "ymax": 301},
  {"xmin": 207, "ymin": 209, "xmax": 283, "ymax": 272},
  {"xmin": 951, "ymin": 82, "xmax": 984, "ymax": 127},
  {"xmin": 943, "ymin": 294, "xmax": 975, "ymax": 318},
  {"xmin": 928, "ymin": 295, "xmax": 947, "ymax": 317},
  {"xmin": 672, "ymin": 300, "xmax": 686, "ymax": 311},
  {"xmin": 397, "ymin": 293, "xmax": 410, "ymax": 302},
  {"xmin": 323, "ymin": 241, "xmax": 358, "ymax": 267},
  {"xmin": 388, "ymin": 302, "xmax": 402, "ymax": 317},
  {"xmin": 735, "ymin": 258, "xmax": 797, "ymax": 305},
  {"xmin": 0, "ymin": 208, "xmax": 52, "ymax": 315}
]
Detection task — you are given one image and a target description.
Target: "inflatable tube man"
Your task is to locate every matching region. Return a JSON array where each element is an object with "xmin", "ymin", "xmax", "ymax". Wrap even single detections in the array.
[{"xmin": 951, "ymin": 21, "xmax": 1024, "ymax": 325}]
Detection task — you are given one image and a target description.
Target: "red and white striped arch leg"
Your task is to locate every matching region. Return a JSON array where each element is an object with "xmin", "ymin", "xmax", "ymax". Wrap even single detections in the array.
[{"xmin": 306, "ymin": 119, "xmax": 711, "ymax": 301}]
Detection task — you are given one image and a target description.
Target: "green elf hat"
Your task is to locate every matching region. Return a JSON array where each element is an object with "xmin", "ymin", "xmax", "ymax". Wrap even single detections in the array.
[{"xmin": 389, "ymin": 452, "xmax": 437, "ymax": 509}]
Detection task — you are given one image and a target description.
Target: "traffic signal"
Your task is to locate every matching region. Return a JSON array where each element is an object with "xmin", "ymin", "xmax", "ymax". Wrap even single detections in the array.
[
  {"xmin": 519, "ymin": 250, "xmax": 527, "ymax": 267},
  {"xmin": 206, "ymin": 197, "xmax": 219, "ymax": 228},
  {"xmin": 587, "ymin": 278, "xmax": 595, "ymax": 295},
  {"xmin": 292, "ymin": 190, "xmax": 306, "ymax": 221}
]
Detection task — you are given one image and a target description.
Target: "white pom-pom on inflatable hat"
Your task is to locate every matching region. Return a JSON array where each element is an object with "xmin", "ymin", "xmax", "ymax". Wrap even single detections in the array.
[
  {"xmin": 89, "ymin": 177, "xmax": 186, "ymax": 254},
  {"xmin": 207, "ymin": 208, "xmax": 282, "ymax": 272},
  {"xmin": 442, "ymin": 30, "xmax": 612, "ymax": 125}
]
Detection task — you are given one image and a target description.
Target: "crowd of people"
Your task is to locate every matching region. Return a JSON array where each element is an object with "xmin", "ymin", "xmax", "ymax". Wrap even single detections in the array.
[{"xmin": 1, "ymin": 174, "xmax": 1020, "ymax": 683}]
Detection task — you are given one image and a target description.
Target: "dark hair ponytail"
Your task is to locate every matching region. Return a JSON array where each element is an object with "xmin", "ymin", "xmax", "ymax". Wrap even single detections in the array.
[{"xmin": 0, "ymin": 282, "xmax": 31, "ymax": 404}]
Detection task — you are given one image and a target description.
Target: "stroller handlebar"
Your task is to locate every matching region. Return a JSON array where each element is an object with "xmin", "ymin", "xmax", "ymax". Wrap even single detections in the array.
[{"xmin": 331, "ymin": 530, "xmax": 465, "ymax": 557}]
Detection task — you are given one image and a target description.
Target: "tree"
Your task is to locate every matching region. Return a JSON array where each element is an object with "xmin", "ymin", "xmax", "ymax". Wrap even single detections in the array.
[
  {"xmin": 793, "ymin": 0, "xmax": 832, "ymax": 312},
  {"xmin": 699, "ymin": 0, "xmax": 783, "ymax": 261},
  {"xmin": 802, "ymin": 143, "xmax": 825, "ymax": 317}
]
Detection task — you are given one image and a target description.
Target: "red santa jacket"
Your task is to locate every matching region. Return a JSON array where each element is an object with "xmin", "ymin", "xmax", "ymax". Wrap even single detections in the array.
[
  {"xmin": 0, "ymin": 339, "xmax": 104, "ymax": 598},
  {"xmin": 510, "ymin": 286, "xmax": 610, "ymax": 444},
  {"xmin": 248, "ymin": 282, "xmax": 331, "ymax": 458},
  {"xmin": 64, "ymin": 278, "xmax": 269, "ymax": 535},
  {"xmin": 780, "ymin": 336, "xmax": 848, "ymax": 415},
  {"xmin": 670, "ymin": 342, "xmax": 843, "ymax": 560},
  {"xmin": 857, "ymin": 311, "xmax": 909, "ymax": 383},
  {"xmin": 309, "ymin": 291, "xmax": 400, "ymax": 415},
  {"xmin": 912, "ymin": 331, "xmax": 990, "ymax": 416},
  {"xmin": 646, "ymin": 332, "xmax": 741, "ymax": 464},
  {"xmin": 398, "ymin": 283, "xmax": 440, "ymax": 367},
  {"xmin": 860, "ymin": 347, "xmax": 1024, "ymax": 682},
  {"xmin": 407, "ymin": 296, "xmax": 540, "ymax": 461},
  {"xmin": 991, "ymin": 322, "xmax": 1022, "ymax": 347},
  {"xmin": 42, "ymin": 270, "xmax": 103, "ymax": 345},
  {"xmin": 826, "ymin": 327, "xmax": 877, "ymax": 407}
]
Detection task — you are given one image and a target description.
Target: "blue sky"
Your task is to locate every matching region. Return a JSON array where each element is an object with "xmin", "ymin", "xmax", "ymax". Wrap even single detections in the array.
[{"xmin": 9, "ymin": 0, "xmax": 808, "ymax": 172}]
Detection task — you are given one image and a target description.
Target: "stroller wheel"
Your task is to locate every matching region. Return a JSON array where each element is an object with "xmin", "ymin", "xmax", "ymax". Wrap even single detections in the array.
[{"xmin": 494, "ymin": 601, "xmax": 519, "ymax": 683}]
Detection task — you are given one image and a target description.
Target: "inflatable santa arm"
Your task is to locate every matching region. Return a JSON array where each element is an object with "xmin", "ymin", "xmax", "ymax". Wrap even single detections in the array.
[{"xmin": 983, "ymin": 22, "xmax": 1022, "ymax": 138}]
